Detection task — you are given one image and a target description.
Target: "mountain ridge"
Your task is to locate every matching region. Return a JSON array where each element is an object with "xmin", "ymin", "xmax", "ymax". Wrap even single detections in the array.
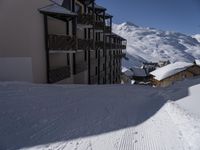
[{"xmin": 112, "ymin": 22, "xmax": 200, "ymax": 68}]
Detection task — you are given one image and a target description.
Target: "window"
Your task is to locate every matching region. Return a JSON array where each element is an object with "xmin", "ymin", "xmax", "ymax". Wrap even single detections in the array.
[
  {"xmin": 95, "ymin": 66, "xmax": 98, "ymax": 75},
  {"xmin": 84, "ymin": 50, "xmax": 87, "ymax": 61},
  {"xmin": 67, "ymin": 54, "xmax": 70, "ymax": 65},
  {"xmin": 95, "ymin": 50, "xmax": 98, "ymax": 58}
]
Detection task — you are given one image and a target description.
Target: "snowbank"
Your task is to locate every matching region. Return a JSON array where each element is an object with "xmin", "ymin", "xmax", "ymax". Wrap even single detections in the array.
[{"xmin": 1, "ymin": 78, "xmax": 200, "ymax": 150}]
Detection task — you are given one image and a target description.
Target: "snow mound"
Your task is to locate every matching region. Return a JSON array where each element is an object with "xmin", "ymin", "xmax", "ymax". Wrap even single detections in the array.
[
  {"xmin": 113, "ymin": 22, "xmax": 200, "ymax": 68},
  {"xmin": 150, "ymin": 62, "xmax": 193, "ymax": 81}
]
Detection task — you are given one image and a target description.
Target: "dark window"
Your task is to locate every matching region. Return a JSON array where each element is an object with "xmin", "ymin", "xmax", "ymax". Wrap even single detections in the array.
[
  {"xmin": 95, "ymin": 66, "xmax": 98, "ymax": 75},
  {"xmin": 95, "ymin": 50, "xmax": 98, "ymax": 58},
  {"xmin": 67, "ymin": 54, "xmax": 70, "ymax": 65},
  {"xmin": 84, "ymin": 50, "xmax": 87, "ymax": 61}
]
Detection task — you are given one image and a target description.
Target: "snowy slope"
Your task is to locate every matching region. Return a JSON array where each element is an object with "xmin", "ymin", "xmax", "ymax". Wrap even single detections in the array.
[
  {"xmin": 192, "ymin": 34, "xmax": 200, "ymax": 43},
  {"xmin": 113, "ymin": 22, "xmax": 200, "ymax": 68},
  {"xmin": 1, "ymin": 79, "xmax": 200, "ymax": 150}
]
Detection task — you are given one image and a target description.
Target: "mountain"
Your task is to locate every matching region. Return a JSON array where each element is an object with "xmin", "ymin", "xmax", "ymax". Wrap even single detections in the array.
[
  {"xmin": 112, "ymin": 22, "xmax": 200, "ymax": 68},
  {"xmin": 192, "ymin": 34, "xmax": 200, "ymax": 43}
]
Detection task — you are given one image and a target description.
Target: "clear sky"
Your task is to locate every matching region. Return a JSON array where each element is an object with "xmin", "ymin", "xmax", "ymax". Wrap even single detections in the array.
[{"xmin": 96, "ymin": 0, "xmax": 200, "ymax": 35}]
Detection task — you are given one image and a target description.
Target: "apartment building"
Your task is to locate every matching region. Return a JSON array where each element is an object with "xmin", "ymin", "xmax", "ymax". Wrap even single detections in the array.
[{"xmin": 0, "ymin": 0, "xmax": 126, "ymax": 84}]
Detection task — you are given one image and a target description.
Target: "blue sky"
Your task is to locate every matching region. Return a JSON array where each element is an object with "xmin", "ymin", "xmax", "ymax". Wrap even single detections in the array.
[{"xmin": 96, "ymin": 0, "xmax": 200, "ymax": 35}]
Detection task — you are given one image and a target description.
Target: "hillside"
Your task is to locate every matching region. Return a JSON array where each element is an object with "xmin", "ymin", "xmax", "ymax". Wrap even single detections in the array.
[{"xmin": 113, "ymin": 22, "xmax": 200, "ymax": 68}]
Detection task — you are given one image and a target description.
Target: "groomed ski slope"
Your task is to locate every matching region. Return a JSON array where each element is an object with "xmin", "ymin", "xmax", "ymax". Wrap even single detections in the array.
[{"xmin": 0, "ymin": 78, "xmax": 200, "ymax": 150}]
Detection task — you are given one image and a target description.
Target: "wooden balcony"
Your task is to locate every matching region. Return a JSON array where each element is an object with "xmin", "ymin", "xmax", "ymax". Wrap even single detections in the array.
[
  {"xmin": 75, "ymin": 61, "xmax": 88, "ymax": 74},
  {"xmin": 49, "ymin": 66, "xmax": 70, "ymax": 83},
  {"xmin": 106, "ymin": 43, "xmax": 127, "ymax": 50},
  {"xmin": 77, "ymin": 14, "xmax": 93, "ymax": 25},
  {"xmin": 95, "ymin": 21, "xmax": 105, "ymax": 30},
  {"xmin": 105, "ymin": 26, "xmax": 111, "ymax": 33},
  {"xmin": 48, "ymin": 34, "xmax": 76, "ymax": 51},
  {"xmin": 78, "ymin": 39, "xmax": 93, "ymax": 50},
  {"xmin": 95, "ymin": 41, "xmax": 104, "ymax": 49}
]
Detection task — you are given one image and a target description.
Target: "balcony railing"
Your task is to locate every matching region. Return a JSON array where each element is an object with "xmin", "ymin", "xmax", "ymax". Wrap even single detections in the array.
[
  {"xmin": 48, "ymin": 34, "xmax": 76, "ymax": 51},
  {"xmin": 49, "ymin": 66, "xmax": 70, "ymax": 83},
  {"xmin": 105, "ymin": 26, "xmax": 111, "ymax": 33},
  {"xmin": 95, "ymin": 41, "xmax": 104, "ymax": 49},
  {"xmin": 95, "ymin": 21, "xmax": 105, "ymax": 30},
  {"xmin": 78, "ymin": 39, "xmax": 93, "ymax": 50},
  {"xmin": 75, "ymin": 61, "xmax": 88, "ymax": 74},
  {"xmin": 77, "ymin": 14, "xmax": 93, "ymax": 25}
]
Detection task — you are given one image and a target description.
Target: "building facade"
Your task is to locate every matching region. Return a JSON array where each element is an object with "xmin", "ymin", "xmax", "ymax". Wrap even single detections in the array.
[
  {"xmin": 150, "ymin": 65, "xmax": 200, "ymax": 87},
  {"xmin": 0, "ymin": 0, "xmax": 126, "ymax": 84}
]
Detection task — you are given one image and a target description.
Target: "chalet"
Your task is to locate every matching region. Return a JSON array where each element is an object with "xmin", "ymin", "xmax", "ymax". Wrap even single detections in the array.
[
  {"xmin": 0, "ymin": 0, "xmax": 126, "ymax": 84},
  {"xmin": 130, "ymin": 67, "xmax": 148, "ymax": 82},
  {"xmin": 150, "ymin": 62, "xmax": 200, "ymax": 87},
  {"xmin": 142, "ymin": 62, "xmax": 159, "ymax": 74},
  {"xmin": 121, "ymin": 67, "xmax": 134, "ymax": 84}
]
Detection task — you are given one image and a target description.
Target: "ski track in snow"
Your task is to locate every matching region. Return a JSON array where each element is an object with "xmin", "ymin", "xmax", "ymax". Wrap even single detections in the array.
[{"xmin": 0, "ymin": 81, "xmax": 200, "ymax": 150}]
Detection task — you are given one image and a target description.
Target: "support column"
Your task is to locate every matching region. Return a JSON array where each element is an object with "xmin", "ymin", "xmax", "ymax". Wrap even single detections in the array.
[{"xmin": 44, "ymin": 15, "xmax": 50, "ymax": 83}]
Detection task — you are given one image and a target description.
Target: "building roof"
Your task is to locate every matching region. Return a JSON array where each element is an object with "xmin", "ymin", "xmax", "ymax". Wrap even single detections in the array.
[
  {"xmin": 99, "ymin": 13, "xmax": 113, "ymax": 19},
  {"xmin": 88, "ymin": 3, "xmax": 107, "ymax": 11},
  {"xmin": 122, "ymin": 67, "xmax": 133, "ymax": 77},
  {"xmin": 131, "ymin": 67, "xmax": 147, "ymax": 77},
  {"xmin": 39, "ymin": 4, "xmax": 77, "ymax": 16},
  {"xmin": 50, "ymin": 0, "xmax": 64, "ymax": 6},
  {"xmin": 150, "ymin": 62, "xmax": 193, "ymax": 81}
]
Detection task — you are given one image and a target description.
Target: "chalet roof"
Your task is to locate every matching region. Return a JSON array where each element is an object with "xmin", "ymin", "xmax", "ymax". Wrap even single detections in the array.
[
  {"xmin": 122, "ymin": 67, "xmax": 133, "ymax": 77},
  {"xmin": 131, "ymin": 67, "xmax": 147, "ymax": 77},
  {"xmin": 39, "ymin": 4, "xmax": 77, "ymax": 17},
  {"xmin": 88, "ymin": 3, "xmax": 107, "ymax": 11},
  {"xmin": 150, "ymin": 62, "xmax": 193, "ymax": 81}
]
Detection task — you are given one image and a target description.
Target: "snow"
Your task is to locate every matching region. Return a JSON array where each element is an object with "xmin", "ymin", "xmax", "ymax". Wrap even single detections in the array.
[
  {"xmin": 192, "ymin": 34, "xmax": 200, "ymax": 43},
  {"xmin": 39, "ymin": 4, "xmax": 77, "ymax": 16},
  {"xmin": 150, "ymin": 62, "xmax": 193, "ymax": 81},
  {"xmin": 112, "ymin": 22, "xmax": 200, "ymax": 69},
  {"xmin": 0, "ymin": 79, "xmax": 200, "ymax": 150},
  {"xmin": 195, "ymin": 59, "xmax": 200, "ymax": 66}
]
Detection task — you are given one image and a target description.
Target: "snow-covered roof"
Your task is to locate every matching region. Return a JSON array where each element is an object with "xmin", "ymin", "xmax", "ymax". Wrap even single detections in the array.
[
  {"xmin": 195, "ymin": 60, "xmax": 200, "ymax": 66},
  {"xmin": 88, "ymin": 3, "xmax": 107, "ymax": 11},
  {"xmin": 50, "ymin": 0, "xmax": 64, "ymax": 6},
  {"xmin": 122, "ymin": 67, "xmax": 133, "ymax": 77},
  {"xmin": 39, "ymin": 4, "xmax": 77, "ymax": 16},
  {"xmin": 150, "ymin": 62, "xmax": 193, "ymax": 81},
  {"xmin": 131, "ymin": 67, "xmax": 147, "ymax": 77}
]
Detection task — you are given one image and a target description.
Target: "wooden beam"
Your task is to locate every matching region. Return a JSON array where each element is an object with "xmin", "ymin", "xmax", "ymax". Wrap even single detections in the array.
[{"xmin": 44, "ymin": 15, "xmax": 50, "ymax": 83}]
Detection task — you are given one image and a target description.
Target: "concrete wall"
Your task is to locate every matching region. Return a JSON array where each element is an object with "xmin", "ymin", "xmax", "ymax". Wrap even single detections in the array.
[{"xmin": 0, "ymin": 0, "xmax": 51, "ymax": 83}]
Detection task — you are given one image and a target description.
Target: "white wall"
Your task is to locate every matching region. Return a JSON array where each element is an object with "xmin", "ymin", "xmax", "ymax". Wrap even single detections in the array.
[
  {"xmin": 0, "ymin": 0, "xmax": 51, "ymax": 83},
  {"xmin": 0, "ymin": 57, "xmax": 33, "ymax": 82}
]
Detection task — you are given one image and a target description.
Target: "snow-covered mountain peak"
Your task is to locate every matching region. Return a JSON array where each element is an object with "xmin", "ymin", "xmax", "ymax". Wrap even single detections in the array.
[
  {"xmin": 120, "ymin": 21, "xmax": 139, "ymax": 28},
  {"xmin": 113, "ymin": 22, "xmax": 200, "ymax": 68}
]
